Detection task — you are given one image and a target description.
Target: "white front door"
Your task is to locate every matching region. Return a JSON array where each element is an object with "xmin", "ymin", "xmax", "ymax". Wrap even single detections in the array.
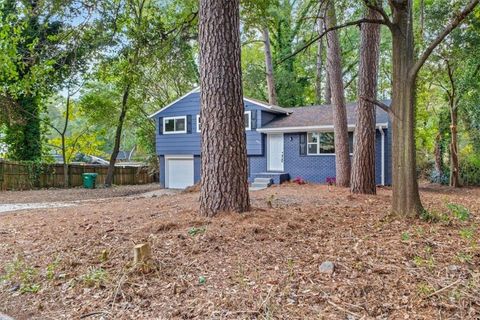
[{"xmin": 268, "ymin": 133, "xmax": 284, "ymax": 171}]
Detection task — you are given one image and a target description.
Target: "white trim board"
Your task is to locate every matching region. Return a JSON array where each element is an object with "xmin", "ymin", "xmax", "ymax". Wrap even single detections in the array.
[
  {"xmin": 258, "ymin": 123, "xmax": 389, "ymax": 133},
  {"xmin": 243, "ymin": 97, "xmax": 290, "ymax": 114}
]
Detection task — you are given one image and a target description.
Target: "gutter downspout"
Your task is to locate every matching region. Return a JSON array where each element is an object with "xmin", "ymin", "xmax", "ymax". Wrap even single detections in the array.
[{"xmin": 380, "ymin": 126, "xmax": 385, "ymax": 186}]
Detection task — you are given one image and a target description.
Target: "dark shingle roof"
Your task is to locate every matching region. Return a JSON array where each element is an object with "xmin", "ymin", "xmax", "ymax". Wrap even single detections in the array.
[{"xmin": 262, "ymin": 100, "xmax": 390, "ymax": 129}]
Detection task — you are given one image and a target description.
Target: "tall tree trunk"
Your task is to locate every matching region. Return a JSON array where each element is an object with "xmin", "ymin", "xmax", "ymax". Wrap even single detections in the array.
[
  {"xmin": 325, "ymin": 2, "xmax": 350, "ymax": 187},
  {"xmin": 315, "ymin": 18, "xmax": 324, "ymax": 104},
  {"xmin": 446, "ymin": 61, "xmax": 460, "ymax": 187},
  {"xmin": 105, "ymin": 84, "xmax": 131, "ymax": 187},
  {"xmin": 434, "ymin": 132, "xmax": 443, "ymax": 181},
  {"xmin": 449, "ymin": 104, "xmax": 460, "ymax": 187},
  {"xmin": 351, "ymin": 8, "xmax": 381, "ymax": 194},
  {"xmin": 390, "ymin": 4, "xmax": 423, "ymax": 217},
  {"xmin": 61, "ymin": 95, "xmax": 71, "ymax": 188},
  {"xmin": 325, "ymin": 70, "xmax": 332, "ymax": 104},
  {"xmin": 61, "ymin": 134, "xmax": 68, "ymax": 187},
  {"xmin": 262, "ymin": 26, "xmax": 278, "ymax": 105},
  {"xmin": 370, "ymin": 0, "xmax": 478, "ymax": 216},
  {"xmin": 199, "ymin": 0, "xmax": 250, "ymax": 217}
]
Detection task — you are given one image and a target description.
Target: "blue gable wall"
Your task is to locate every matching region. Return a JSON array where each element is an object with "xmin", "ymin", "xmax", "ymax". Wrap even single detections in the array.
[{"xmin": 155, "ymin": 92, "xmax": 274, "ymax": 156}]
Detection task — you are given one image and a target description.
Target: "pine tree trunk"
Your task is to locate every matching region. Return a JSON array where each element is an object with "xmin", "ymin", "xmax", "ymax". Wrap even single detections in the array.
[
  {"xmin": 325, "ymin": 2, "xmax": 350, "ymax": 187},
  {"xmin": 325, "ymin": 70, "xmax": 332, "ymax": 104},
  {"xmin": 449, "ymin": 105, "xmax": 460, "ymax": 187},
  {"xmin": 199, "ymin": 0, "xmax": 250, "ymax": 217},
  {"xmin": 105, "ymin": 84, "xmax": 130, "ymax": 187},
  {"xmin": 351, "ymin": 9, "xmax": 381, "ymax": 194},
  {"xmin": 390, "ymin": 4, "xmax": 423, "ymax": 217},
  {"xmin": 262, "ymin": 27, "xmax": 278, "ymax": 105},
  {"xmin": 315, "ymin": 18, "xmax": 324, "ymax": 104}
]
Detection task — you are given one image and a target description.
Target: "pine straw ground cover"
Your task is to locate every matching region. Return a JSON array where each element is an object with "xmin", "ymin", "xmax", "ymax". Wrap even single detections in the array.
[{"xmin": 0, "ymin": 184, "xmax": 479, "ymax": 319}]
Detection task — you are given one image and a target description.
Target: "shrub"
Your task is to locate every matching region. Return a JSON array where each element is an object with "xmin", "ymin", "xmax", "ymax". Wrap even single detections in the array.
[
  {"xmin": 460, "ymin": 154, "xmax": 480, "ymax": 186},
  {"xmin": 292, "ymin": 177, "xmax": 306, "ymax": 185},
  {"xmin": 326, "ymin": 177, "xmax": 336, "ymax": 186}
]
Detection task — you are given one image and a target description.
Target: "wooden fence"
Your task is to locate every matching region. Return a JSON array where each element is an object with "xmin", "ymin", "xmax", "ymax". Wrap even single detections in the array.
[{"xmin": 0, "ymin": 160, "xmax": 156, "ymax": 191}]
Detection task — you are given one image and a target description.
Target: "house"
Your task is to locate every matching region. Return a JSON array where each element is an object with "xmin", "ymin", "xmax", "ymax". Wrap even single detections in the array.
[{"xmin": 149, "ymin": 88, "xmax": 391, "ymax": 189}]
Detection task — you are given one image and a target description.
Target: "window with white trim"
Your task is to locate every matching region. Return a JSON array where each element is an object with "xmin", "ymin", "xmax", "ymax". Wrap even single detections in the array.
[
  {"xmin": 196, "ymin": 111, "xmax": 252, "ymax": 132},
  {"xmin": 244, "ymin": 111, "xmax": 251, "ymax": 130},
  {"xmin": 163, "ymin": 116, "xmax": 186, "ymax": 134},
  {"xmin": 307, "ymin": 132, "xmax": 335, "ymax": 155}
]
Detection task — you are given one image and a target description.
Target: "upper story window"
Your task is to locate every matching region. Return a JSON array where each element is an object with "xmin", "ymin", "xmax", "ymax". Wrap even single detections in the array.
[
  {"xmin": 307, "ymin": 132, "xmax": 335, "ymax": 155},
  {"xmin": 197, "ymin": 111, "xmax": 252, "ymax": 132},
  {"xmin": 163, "ymin": 116, "xmax": 186, "ymax": 134},
  {"xmin": 244, "ymin": 111, "xmax": 251, "ymax": 131}
]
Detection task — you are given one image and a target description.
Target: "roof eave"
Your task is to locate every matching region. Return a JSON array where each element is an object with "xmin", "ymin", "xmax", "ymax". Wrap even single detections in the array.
[
  {"xmin": 148, "ymin": 87, "xmax": 200, "ymax": 119},
  {"xmin": 257, "ymin": 122, "xmax": 389, "ymax": 133}
]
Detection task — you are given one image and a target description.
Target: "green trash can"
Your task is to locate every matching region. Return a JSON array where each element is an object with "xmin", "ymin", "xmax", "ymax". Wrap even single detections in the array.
[{"xmin": 82, "ymin": 173, "xmax": 98, "ymax": 189}]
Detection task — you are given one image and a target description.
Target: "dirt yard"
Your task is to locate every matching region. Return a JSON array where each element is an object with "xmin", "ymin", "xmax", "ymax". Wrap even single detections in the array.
[
  {"xmin": 0, "ymin": 183, "xmax": 479, "ymax": 319},
  {"xmin": 0, "ymin": 184, "xmax": 162, "ymax": 204}
]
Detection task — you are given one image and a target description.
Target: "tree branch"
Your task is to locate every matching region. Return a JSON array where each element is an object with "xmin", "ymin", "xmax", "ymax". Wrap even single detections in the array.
[
  {"xmin": 362, "ymin": 0, "xmax": 393, "ymax": 28},
  {"xmin": 360, "ymin": 96, "xmax": 393, "ymax": 117},
  {"xmin": 410, "ymin": 0, "xmax": 480, "ymax": 79},
  {"xmin": 277, "ymin": 18, "xmax": 387, "ymax": 64}
]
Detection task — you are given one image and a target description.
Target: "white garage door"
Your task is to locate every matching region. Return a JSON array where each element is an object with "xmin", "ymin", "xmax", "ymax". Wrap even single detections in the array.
[{"xmin": 166, "ymin": 157, "xmax": 194, "ymax": 189}]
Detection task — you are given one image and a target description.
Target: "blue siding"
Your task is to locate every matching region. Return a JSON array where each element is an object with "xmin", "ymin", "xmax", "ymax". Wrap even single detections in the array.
[
  {"xmin": 248, "ymin": 130, "xmax": 391, "ymax": 185},
  {"xmin": 194, "ymin": 156, "xmax": 201, "ymax": 183},
  {"xmin": 159, "ymin": 155, "xmax": 165, "ymax": 187},
  {"xmin": 155, "ymin": 92, "xmax": 274, "ymax": 156},
  {"xmin": 155, "ymin": 91, "xmax": 392, "ymax": 187},
  {"xmin": 284, "ymin": 133, "xmax": 337, "ymax": 183},
  {"xmin": 386, "ymin": 123, "xmax": 392, "ymax": 185}
]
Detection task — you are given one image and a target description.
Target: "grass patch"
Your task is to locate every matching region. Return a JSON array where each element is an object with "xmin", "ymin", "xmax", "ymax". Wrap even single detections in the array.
[
  {"xmin": 446, "ymin": 203, "xmax": 470, "ymax": 221},
  {"xmin": 188, "ymin": 226, "xmax": 206, "ymax": 237},
  {"xmin": 81, "ymin": 267, "xmax": 108, "ymax": 288},
  {"xmin": 0, "ymin": 257, "xmax": 41, "ymax": 294}
]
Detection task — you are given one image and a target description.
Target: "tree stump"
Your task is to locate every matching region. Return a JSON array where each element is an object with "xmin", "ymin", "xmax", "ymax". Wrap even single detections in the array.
[{"xmin": 133, "ymin": 243, "xmax": 152, "ymax": 273}]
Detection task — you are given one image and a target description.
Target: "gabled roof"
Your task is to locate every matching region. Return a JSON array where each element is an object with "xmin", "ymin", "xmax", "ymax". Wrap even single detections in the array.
[
  {"xmin": 258, "ymin": 100, "xmax": 390, "ymax": 132},
  {"xmin": 148, "ymin": 87, "xmax": 290, "ymax": 118},
  {"xmin": 148, "ymin": 87, "xmax": 200, "ymax": 118}
]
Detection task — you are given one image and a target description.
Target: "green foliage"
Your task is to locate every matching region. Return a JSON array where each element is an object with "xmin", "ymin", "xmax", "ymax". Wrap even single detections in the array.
[
  {"xmin": 459, "ymin": 154, "xmax": 480, "ymax": 186},
  {"xmin": 456, "ymin": 251, "xmax": 473, "ymax": 264},
  {"xmin": 0, "ymin": 0, "xmax": 104, "ymax": 161},
  {"xmin": 419, "ymin": 208, "xmax": 449, "ymax": 223},
  {"xmin": 446, "ymin": 203, "xmax": 471, "ymax": 221},
  {"xmin": 45, "ymin": 259, "xmax": 60, "ymax": 281},
  {"xmin": 416, "ymin": 282, "xmax": 435, "ymax": 297},
  {"xmin": 81, "ymin": 267, "xmax": 108, "ymax": 288},
  {"xmin": 188, "ymin": 226, "xmax": 206, "ymax": 237},
  {"xmin": 401, "ymin": 231, "xmax": 411, "ymax": 242},
  {"xmin": 459, "ymin": 227, "xmax": 476, "ymax": 240},
  {"xmin": 1, "ymin": 257, "xmax": 41, "ymax": 294}
]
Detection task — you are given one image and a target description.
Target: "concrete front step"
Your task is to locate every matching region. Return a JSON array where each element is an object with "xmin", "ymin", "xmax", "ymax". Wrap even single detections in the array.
[
  {"xmin": 254, "ymin": 178, "xmax": 273, "ymax": 184},
  {"xmin": 251, "ymin": 182, "xmax": 270, "ymax": 189}
]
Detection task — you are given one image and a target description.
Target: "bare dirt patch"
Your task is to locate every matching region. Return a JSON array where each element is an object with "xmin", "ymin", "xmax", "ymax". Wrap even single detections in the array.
[
  {"xmin": 1, "ymin": 184, "xmax": 479, "ymax": 319},
  {"xmin": 0, "ymin": 184, "xmax": 162, "ymax": 204}
]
